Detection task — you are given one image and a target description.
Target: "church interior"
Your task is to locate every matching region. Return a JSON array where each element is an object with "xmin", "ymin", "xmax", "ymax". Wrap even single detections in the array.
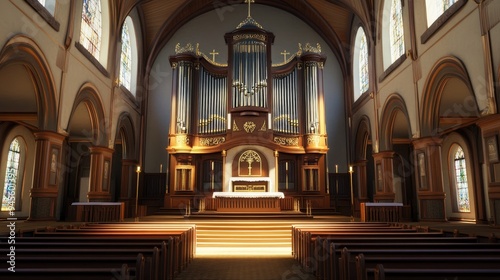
[{"xmin": 2, "ymin": 0, "xmax": 500, "ymax": 279}]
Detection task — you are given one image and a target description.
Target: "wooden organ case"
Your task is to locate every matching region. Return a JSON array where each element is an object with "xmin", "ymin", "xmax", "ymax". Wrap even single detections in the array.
[{"xmin": 165, "ymin": 13, "xmax": 329, "ymax": 211}]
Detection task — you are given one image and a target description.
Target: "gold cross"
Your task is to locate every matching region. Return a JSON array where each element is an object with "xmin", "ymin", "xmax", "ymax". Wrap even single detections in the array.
[
  {"xmin": 281, "ymin": 50, "xmax": 290, "ymax": 62},
  {"xmin": 209, "ymin": 49, "xmax": 219, "ymax": 62},
  {"xmin": 245, "ymin": 0, "xmax": 255, "ymax": 17}
]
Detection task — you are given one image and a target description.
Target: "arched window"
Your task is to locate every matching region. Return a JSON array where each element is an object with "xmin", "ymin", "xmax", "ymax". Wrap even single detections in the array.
[
  {"xmin": 353, "ymin": 27, "xmax": 369, "ymax": 101},
  {"xmin": 79, "ymin": 0, "xmax": 102, "ymax": 59},
  {"xmin": 389, "ymin": 0, "xmax": 405, "ymax": 63},
  {"xmin": 119, "ymin": 16, "xmax": 138, "ymax": 94},
  {"xmin": 381, "ymin": 0, "xmax": 405, "ymax": 69},
  {"xmin": 37, "ymin": 0, "xmax": 56, "ymax": 15},
  {"xmin": 453, "ymin": 145, "xmax": 470, "ymax": 212},
  {"xmin": 425, "ymin": 0, "xmax": 458, "ymax": 27},
  {"xmin": 2, "ymin": 138, "xmax": 23, "ymax": 211},
  {"xmin": 120, "ymin": 20, "xmax": 132, "ymax": 90}
]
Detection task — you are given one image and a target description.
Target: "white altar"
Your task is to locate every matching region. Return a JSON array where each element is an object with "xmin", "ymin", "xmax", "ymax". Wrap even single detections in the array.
[{"xmin": 212, "ymin": 192, "xmax": 284, "ymax": 199}]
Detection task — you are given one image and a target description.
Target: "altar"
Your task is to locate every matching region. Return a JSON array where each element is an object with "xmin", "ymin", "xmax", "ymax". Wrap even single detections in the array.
[{"xmin": 208, "ymin": 191, "xmax": 285, "ymax": 212}]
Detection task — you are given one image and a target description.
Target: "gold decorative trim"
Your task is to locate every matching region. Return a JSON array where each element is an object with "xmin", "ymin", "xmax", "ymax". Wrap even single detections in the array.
[
  {"xmin": 274, "ymin": 137, "xmax": 299, "ymax": 146},
  {"xmin": 243, "ymin": 121, "xmax": 256, "ymax": 133},
  {"xmin": 307, "ymin": 135, "xmax": 320, "ymax": 146},
  {"xmin": 233, "ymin": 34, "xmax": 266, "ymax": 42},
  {"xmin": 200, "ymin": 53, "xmax": 228, "ymax": 67},
  {"xmin": 175, "ymin": 42, "xmax": 199, "ymax": 54},
  {"xmin": 236, "ymin": 16, "xmax": 263, "ymax": 29},
  {"xmin": 298, "ymin": 43, "xmax": 321, "ymax": 55},
  {"xmin": 176, "ymin": 135, "xmax": 189, "ymax": 145},
  {"xmin": 199, "ymin": 114, "xmax": 227, "ymax": 127},
  {"xmin": 259, "ymin": 121, "xmax": 266, "ymax": 131},
  {"xmin": 199, "ymin": 137, "xmax": 226, "ymax": 146},
  {"xmin": 233, "ymin": 120, "xmax": 240, "ymax": 131}
]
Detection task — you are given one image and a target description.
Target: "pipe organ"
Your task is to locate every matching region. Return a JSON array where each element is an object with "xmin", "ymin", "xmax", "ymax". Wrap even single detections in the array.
[{"xmin": 165, "ymin": 10, "xmax": 329, "ymax": 210}]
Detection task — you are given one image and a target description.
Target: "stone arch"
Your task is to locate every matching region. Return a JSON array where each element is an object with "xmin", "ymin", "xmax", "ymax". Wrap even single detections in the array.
[
  {"xmin": 354, "ymin": 115, "xmax": 372, "ymax": 161},
  {"xmin": 421, "ymin": 56, "xmax": 479, "ymax": 137},
  {"xmin": 115, "ymin": 112, "xmax": 136, "ymax": 160},
  {"xmin": 379, "ymin": 93, "xmax": 412, "ymax": 151},
  {"xmin": 67, "ymin": 84, "xmax": 108, "ymax": 146},
  {"xmin": 0, "ymin": 36, "xmax": 58, "ymax": 131}
]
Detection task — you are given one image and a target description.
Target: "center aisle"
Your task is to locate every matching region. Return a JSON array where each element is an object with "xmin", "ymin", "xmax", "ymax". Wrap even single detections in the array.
[
  {"xmin": 137, "ymin": 215, "xmax": 353, "ymax": 279},
  {"xmin": 171, "ymin": 218, "xmax": 322, "ymax": 280}
]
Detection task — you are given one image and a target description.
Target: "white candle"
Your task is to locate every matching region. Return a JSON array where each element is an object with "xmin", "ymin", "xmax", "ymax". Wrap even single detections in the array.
[
  {"xmin": 285, "ymin": 162, "xmax": 288, "ymax": 171},
  {"xmin": 160, "ymin": 164, "xmax": 163, "ymax": 173},
  {"xmin": 136, "ymin": 166, "xmax": 141, "ymax": 173},
  {"xmin": 335, "ymin": 165, "xmax": 338, "ymax": 173},
  {"xmin": 349, "ymin": 166, "xmax": 353, "ymax": 173},
  {"xmin": 211, "ymin": 161, "xmax": 214, "ymax": 170}
]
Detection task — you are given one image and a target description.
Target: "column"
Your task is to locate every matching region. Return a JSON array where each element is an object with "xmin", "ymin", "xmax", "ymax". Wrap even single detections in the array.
[
  {"xmin": 29, "ymin": 131, "xmax": 66, "ymax": 220},
  {"xmin": 87, "ymin": 146, "xmax": 114, "ymax": 202}
]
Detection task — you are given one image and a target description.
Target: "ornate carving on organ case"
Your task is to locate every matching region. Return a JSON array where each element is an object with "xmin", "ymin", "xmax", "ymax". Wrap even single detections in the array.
[
  {"xmin": 274, "ymin": 137, "xmax": 299, "ymax": 146},
  {"xmin": 199, "ymin": 137, "xmax": 226, "ymax": 146},
  {"xmin": 243, "ymin": 121, "xmax": 256, "ymax": 133}
]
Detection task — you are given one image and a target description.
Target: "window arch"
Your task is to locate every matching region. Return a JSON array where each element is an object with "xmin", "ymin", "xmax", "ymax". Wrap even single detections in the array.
[
  {"xmin": 353, "ymin": 26, "xmax": 369, "ymax": 101},
  {"xmin": 451, "ymin": 144, "xmax": 470, "ymax": 212},
  {"xmin": 2, "ymin": 138, "xmax": 25, "ymax": 211},
  {"xmin": 119, "ymin": 16, "xmax": 139, "ymax": 95},
  {"xmin": 425, "ymin": 0, "xmax": 458, "ymax": 27},
  {"xmin": 382, "ymin": 0, "xmax": 405, "ymax": 69},
  {"xmin": 80, "ymin": 0, "xmax": 102, "ymax": 60}
]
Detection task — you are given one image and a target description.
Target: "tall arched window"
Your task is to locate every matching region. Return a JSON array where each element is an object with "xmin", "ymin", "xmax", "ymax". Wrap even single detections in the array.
[
  {"xmin": 120, "ymin": 20, "xmax": 132, "ymax": 90},
  {"xmin": 2, "ymin": 138, "xmax": 23, "ymax": 211},
  {"xmin": 389, "ymin": 0, "xmax": 405, "ymax": 62},
  {"xmin": 353, "ymin": 27, "xmax": 369, "ymax": 101},
  {"xmin": 425, "ymin": 0, "xmax": 458, "ymax": 27},
  {"xmin": 453, "ymin": 145, "xmax": 470, "ymax": 212},
  {"xmin": 37, "ymin": 0, "xmax": 56, "ymax": 15},
  {"xmin": 119, "ymin": 16, "xmax": 139, "ymax": 95},
  {"xmin": 79, "ymin": 0, "xmax": 102, "ymax": 59},
  {"xmin": 382, "ymin": 0, "xmax": 405, "ymax": 69}
]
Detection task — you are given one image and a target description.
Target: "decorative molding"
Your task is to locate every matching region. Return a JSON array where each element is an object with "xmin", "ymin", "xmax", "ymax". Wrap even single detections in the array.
[
  {"xmin": 199, "ymin": 137, "xmax": 226, "ymax": 146},
  {"xmin": 274, "ymin": 137, "xmax": 299, "ymax": 146},
  {"xmin": 307, "ymin": 135, "xmax": 320, "ymax": 146},
  {"xmin": 175, "ymin": 135, "xmax": 189, "ymax": 145},
  {"xmin": 243, "ymin": 121, "xmax": 256, "ymax": 133}
]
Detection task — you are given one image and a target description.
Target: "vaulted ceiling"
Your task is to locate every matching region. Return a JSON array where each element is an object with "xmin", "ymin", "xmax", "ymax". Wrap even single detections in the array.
[{"xmin": 117, "ymin": 0, "xmax": 375, "ymax": 75}]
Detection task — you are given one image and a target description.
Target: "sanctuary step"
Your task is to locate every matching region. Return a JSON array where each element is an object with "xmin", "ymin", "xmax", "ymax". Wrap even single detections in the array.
[{"xmin": 194, "ymin": 220, "xmax": 293, "ymax": 248}]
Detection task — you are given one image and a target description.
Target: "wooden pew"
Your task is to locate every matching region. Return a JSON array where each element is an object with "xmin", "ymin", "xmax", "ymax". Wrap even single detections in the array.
[
  {"xmin": 343, "ymin": 247, "xmax": 500, "ymax": 280},
  {"xmin": 316, "ymin": 238, "xmax": 500, "ymax": 280},
  {"xmin": 31, "ymin": 228, "xmax": 193, "ymax": 273},
  {"xmin": 2, "ymin": 222, "xmax": 196, "ymax": 280},
  {"xmin": 370, "ymin": 263, "xmax": 500, "ymax": 280}
]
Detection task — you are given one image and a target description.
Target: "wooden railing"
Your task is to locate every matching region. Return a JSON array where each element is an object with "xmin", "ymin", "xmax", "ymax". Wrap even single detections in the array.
[
  {"xmin": 360, "ymin": 202, "xmax": 403, "ymax": 222},
  {"xmin": 71, "ymin": 202, "xmax": 125, "ymax": 222}
]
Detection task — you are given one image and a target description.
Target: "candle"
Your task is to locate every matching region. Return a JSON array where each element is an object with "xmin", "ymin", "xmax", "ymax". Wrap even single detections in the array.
[
  {"xmin": 136, "ymin": 166, "xmax": 141, "ymax": 173},
  {"xmin": 160, "ymin": 164, "xmax": 163, "ymax": 173},
  {"xmin": 211, "ymin": 161, "xmax": 214, "ymax": 170},
  {"xmin": 349, "ymin": 166, "xmax": 353, "ymax": 173},
  {"xmin": 335, "ymin": 165, "xmax": 338, "ymax": 173},
  {"xmin": 285, "ymin": 162, "xmax": 288, "ymax": 171}
]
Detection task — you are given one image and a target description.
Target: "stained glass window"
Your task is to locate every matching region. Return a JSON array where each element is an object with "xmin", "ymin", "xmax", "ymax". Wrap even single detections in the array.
[
  {"xmin": 453, "ymin": 146, "xmax": 470, "ymax": 212},
  {"xmin": 390, "ymin": 0, "xmax": 405, "ymax": 62},
  {"xmin": 79, "ymin": 0, "xmax": 102, "ymax": 59},
  {"xmin": 2, "ymin": 139, "xmax": 21, "ymax": 211},
  {"xmin": 426, "ymin": 0, "xmax": 458, "ymax": 27},
  {"xmin": 120, "ymin": 20, "xmax": 132, "ymax": 90},
  {"xmin": 359, "ymin": 30, "xmax": 369, "ymax": 94}
]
